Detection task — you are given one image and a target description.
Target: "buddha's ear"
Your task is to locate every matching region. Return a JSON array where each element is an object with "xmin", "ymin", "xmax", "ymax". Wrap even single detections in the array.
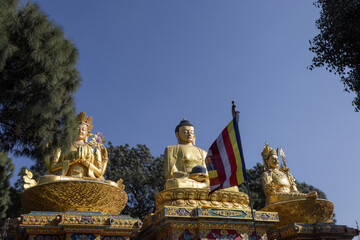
[
  {"xmin": 192, "ymin": 134, "xmax": 196, "ymax": 145},
  {"xmin": 175, "ymin": 132, "xmax": 180, "ymax": 143}
]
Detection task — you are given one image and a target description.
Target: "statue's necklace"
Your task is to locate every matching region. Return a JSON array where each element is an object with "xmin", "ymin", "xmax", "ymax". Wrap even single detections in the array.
[{"xmin": 271, "ymin": 169, "xmax": 286, "ymax": 178}]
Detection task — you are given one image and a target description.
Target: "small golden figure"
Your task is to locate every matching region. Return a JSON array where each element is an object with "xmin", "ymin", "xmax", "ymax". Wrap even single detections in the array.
[
  {"xmin": 164, "ymin": 119, "xmax": 209, "ymax": 189},
  {"xmin": 45, "ymin": 112, "xmax": 108, "ymax": 180},
  {"xmin": 261, "ymin": 143, "xmax": 317, "ymax": 205}
]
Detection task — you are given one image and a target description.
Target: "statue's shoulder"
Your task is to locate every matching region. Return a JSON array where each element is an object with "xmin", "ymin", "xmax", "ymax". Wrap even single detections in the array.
[{"xmin": 164, "ymin": 145, "xmax": 181, "ymax": 157}]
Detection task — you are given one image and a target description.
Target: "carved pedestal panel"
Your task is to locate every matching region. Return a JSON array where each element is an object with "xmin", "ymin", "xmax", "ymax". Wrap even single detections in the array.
[
  {"xmin": 6, "ymin": 211, "xmax": 140, "ymax": 240},
  {"xmin": 155, "ymin": 188, "xmax": 251, "ymax": 210},
  {"xmin": 267, "ymin": 222, "xmax": 359, "ymax": 240},
  {"xmin": 138, "ymin": 206, "xmax": 279, "ymax": 240}
]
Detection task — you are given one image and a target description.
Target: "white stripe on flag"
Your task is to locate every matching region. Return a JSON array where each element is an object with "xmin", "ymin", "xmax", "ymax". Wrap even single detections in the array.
[
  {"xmin": 210, "ymin": 184, "xmax": 221, "ymax": 191},
  {"xmin": 216, "ymin": 133, "xmax": 231, "ymax": 189}
]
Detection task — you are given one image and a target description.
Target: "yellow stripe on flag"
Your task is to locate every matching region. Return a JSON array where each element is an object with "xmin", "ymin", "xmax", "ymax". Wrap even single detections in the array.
[
  {"xmin": 208, "ymin": 170, "xmax": 218, "ymax": 178},
  {"xmin": 227, "ymin": 121, "xmax": 245, "ymax": 184}
]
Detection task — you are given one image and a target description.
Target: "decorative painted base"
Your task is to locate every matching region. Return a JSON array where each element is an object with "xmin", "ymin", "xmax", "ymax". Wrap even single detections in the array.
[
  {"xmin": 260, "ymin": 199, "xmax": 334, "ymax": 228},
  {"xmin": 138, "ymin": 206, "xmax": 279, "ymax": 240},
  {"xmin": 155, "ymin": 188, "xmax": 251, "ymax": 210},
  {"xmin": 6, "ymin": 211, "xmax": 141, "ymax": 240},
  {"xmin": 267, "ymin": 222, "xmax": 359, "ymax": 240},
  {"xmin": 21, "ymin": 178, "xmax": 128, "ymax": 214}
]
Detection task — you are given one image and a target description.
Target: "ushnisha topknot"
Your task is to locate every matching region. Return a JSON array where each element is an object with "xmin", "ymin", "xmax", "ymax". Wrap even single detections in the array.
[
  {"xmin": 76, "ymin": 112, "xmax": 93, "ymax": 132},
  {"xmin": 175, "ymin": 118, "xmax": 194, "ymax": 133}
]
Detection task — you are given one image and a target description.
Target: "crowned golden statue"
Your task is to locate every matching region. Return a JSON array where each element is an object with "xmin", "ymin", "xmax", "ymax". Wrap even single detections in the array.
[
  {"xmin": 44, "ymin": 112, "xmax": 107, "ymax": 180},
  {"xmin": 156, "ymin": 119, "xmax": 250, "ymax": 210},
  {"xmin": 260, "ymin": 143, "xmax": 334, "ymax": 227},
  {"xmin": 261, "ymin": 144, "xmax": 317, "ymax": 205},
  {"xmin": 21, "ymin": 112, "xmax": 128, "ymax": 214}
]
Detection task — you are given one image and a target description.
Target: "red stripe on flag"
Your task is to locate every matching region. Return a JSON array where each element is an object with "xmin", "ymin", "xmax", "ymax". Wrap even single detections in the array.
[
  {"xmin": 209, "ymin": 141, "xmax": 226, "ymax": 184},
  {"xmin": 221, "ymin": 125, "xmax": 238, "ymax": 186}
]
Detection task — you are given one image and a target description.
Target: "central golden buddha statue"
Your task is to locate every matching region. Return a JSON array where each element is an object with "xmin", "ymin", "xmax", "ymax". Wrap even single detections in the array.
[
  {"xmin": 156, "ymin": 119, "xmax": 249, "ymax": 210},
  {"xmin": 164, "ymin": 118, "xmax": 209, "ymax": 189}
]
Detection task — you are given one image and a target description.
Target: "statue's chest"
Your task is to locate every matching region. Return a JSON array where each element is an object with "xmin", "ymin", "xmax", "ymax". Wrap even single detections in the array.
[
  {"xmin": 178, "ymin": 147, "xmax": 203, "ymax": 166},
  {"xmin": 271, "ymin": 170, "xmax": 291, "ymax": 187}
]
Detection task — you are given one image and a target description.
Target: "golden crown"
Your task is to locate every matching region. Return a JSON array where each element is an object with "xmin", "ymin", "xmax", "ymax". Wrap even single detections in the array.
[
  {"xmin": 76, "ymin": 112, "xmax": 93, "ymax": 132},
  {"xmin": 261, "ymin": 143, "xmax": 277, "ymax": 161}
]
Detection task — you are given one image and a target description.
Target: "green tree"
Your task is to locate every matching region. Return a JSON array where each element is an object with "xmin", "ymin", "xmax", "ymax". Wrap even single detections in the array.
[
  {"xmin": 0, "ymin": 0, "xmax": 80, "ymax": 160},
  {"xmin": 0, "ymin": 153, "xmax": 14, "ymax": 220},
  {"xmin": 309, "ymin": 0, "xmax": 360, "ymax": 111},
  {"xmin": 105, "ymin": 143, "xmax": 164, "ymax": 220}
]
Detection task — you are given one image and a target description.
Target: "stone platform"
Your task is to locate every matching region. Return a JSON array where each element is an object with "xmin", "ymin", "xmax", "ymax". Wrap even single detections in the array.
[
  {"xmin": 266, "ymin": 222, "xmax": 359, "ymax": 240},
  {"xmin": 6, "ymin": 211, "xmax": 141, "ymax": 240},
  {"xmin": 137, "ymin": 206, "xmax": 279, "ymax": 240}
]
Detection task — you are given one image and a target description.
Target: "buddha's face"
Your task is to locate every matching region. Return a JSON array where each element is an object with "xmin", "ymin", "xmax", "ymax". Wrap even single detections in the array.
[
  {"xmin": 267, "ymin": 155, "xmax": 279, "ymax": 169},
  {"xmin": 176, "ymin": 126, "xmax": 195, "ymax": 144},
  {"xmin": 77, "ymin": 123, "xmax": 89, "ymax": 141}
]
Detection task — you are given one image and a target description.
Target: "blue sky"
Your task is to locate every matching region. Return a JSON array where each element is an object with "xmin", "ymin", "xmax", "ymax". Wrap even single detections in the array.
[{"xmin": 13, "ymin": 0, "xmax": 360, "ymax": 228}]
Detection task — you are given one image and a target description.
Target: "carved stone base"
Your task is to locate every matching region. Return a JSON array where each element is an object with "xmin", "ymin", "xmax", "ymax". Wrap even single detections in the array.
[
  {"xmin": 155, "ymin": 188, "xmax": 251, "ymax": 210},
  {"xmin": 21, "ymin": 178, "xmax": 128, "ymax": 214},
  {"xmin": 267, "ymin": 222, "xmax": 359, "ymax": 240},
  {"xmin": 260, "ymin": 199, "xmax": 334, "ymax": 228},
  {"xmin": 138, "ymin": 206, "xmax": 279, "ymax": 240},
  {"xmin": 6, "ymin": 211, "xmax": 140, "ymax": 240}
]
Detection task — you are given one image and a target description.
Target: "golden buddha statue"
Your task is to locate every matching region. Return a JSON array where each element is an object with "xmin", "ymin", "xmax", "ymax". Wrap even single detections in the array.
[
  {"xmin": 261, "ymin": 144, "xmax": 316, "ymax": 205},
  {"xmin": 22, "ymin": 112, "xmax": 128, "ymax": 214},
  {"xmin": 260, "ymin": 143, "xmax": 334, "ymax": 227},
  {"xmin": 156, "ymin": 119, "xmax": 248, "ymax": 210},
  {"xmin": 164, "ymin": 118, "xmax": 209, "ymax": 189},
  {"xmin": 44, "ymin": 112, "xmax": 107, "ymax": 180}
]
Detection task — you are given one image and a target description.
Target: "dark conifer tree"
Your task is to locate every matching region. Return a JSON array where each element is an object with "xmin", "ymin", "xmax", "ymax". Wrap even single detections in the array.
[
  {"xmin": 0, "ymin": 0, "xmax": 80, "ymax": 160},
  {"xmin": 0, "ymin": 153, "xmax": 14, "ymax": 220}
]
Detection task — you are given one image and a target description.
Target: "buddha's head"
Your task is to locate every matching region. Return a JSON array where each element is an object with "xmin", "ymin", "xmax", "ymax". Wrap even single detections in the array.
[
  {"xmin": 175, "ymin": 118, "xmax": 195, "ymax": 145},
  {"xmin": 261, "ymin": 143, "xmax": 279, "ymax": 170},
  {"xmin": 76, "ymin": 112, "xmax": 93, "ymax": 141}
]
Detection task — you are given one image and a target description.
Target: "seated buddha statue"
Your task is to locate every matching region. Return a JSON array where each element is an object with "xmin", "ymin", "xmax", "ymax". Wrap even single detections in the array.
[
  {"xmin": 261, "ymin": 144, "xmax": 316, "ymax": 205},
  {"xmin": 44, "ymin": 112, "xmax": 108, "ymax": 180},
  {"xmin": 164, "ymin": 119, "xmax": 209, "ymax": 189}
]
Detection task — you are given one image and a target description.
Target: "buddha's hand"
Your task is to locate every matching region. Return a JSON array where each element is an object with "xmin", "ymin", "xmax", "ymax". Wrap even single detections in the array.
[
  {"xmin": 189, "ymin": 173, "xmax": 209, "ymax": 182},
  {"xmin": 173, "ymin": 171, "xmax": 189, "ymax": 178}
]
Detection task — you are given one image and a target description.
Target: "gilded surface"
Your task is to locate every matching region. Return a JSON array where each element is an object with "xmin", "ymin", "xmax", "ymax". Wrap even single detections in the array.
[
  {"xmin": 44, "ymin": 112, "xmax": 108, "ymax": 180},
  {"xmin": 261, "ymin": 144, "xmax": 318, "ymax": 205},
  {"xmin": 7, "ymin": 211, "xmax": 140, "ymax": 240},
  {"xmin": 261, "ymin": 199, "xmax": 334, "ymax": 228},
  {"xmin": 21, "ymin": 180, "xmax": 128, "ymax": 214},
  {"xmin": 164, "ymin": 119, "xmax": 239, "ymax": 191},
  {"xmin": 155, "ymin": 188, "xmax": 250, "ymax": 210}
]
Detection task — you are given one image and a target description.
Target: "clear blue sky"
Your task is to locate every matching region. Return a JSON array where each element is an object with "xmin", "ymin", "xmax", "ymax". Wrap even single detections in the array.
[{"xmin": 13, "ymin": 0, "xmax": 360, "ymax": 228}]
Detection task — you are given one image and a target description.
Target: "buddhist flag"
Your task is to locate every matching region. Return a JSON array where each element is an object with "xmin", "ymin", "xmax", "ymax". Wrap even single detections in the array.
[{"xmin": 205, "ymin": 117, "xmax": 247, "ymax": 192}]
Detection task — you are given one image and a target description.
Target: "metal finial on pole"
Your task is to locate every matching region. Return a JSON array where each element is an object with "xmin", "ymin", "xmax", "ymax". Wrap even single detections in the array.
[{"xmin": 232, "ymin": 101, "xmax": 236, "ymax": 118}]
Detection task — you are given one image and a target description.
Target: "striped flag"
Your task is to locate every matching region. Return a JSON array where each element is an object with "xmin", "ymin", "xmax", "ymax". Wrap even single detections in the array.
[{"xmin": 205, "ymin": 117, "xmax": 247, "ymax": 192}]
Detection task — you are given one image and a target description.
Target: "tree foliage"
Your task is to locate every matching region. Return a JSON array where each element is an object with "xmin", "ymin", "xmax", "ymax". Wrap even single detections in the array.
[
  {"xmin": 0, "ymin": 153, "xmax": 14, "ymax": 220},
  {"xmin": 309, "ymin": 0, "xmax": 360, "ymax": 111},
  {"xmin": 0, "ymin": 0, "xmax": 80, "ymax": 160},
  {"xmin": 105, "ymin": 143, "xmax": 164, "ymax": 220}
]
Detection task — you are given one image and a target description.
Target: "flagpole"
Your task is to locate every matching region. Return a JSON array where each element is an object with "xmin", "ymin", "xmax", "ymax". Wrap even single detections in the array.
[{"xmin": 232, "ymin": 101, "xmax": 259, "ymax": 240}]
